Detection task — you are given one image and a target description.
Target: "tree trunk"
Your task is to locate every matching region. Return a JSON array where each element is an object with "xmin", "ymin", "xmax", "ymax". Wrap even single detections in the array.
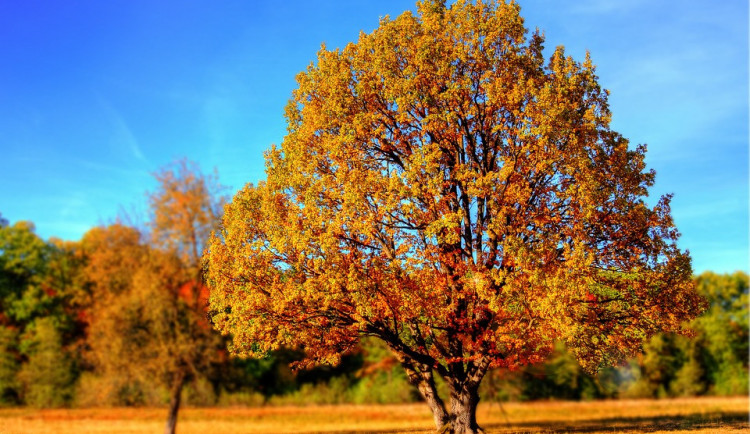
[
  {"xmin": 392, "ymin": 348, "xmax": 490, "ymax": 433},
  {"xmin": 164, "ymin": 372, "xmax": 186, "ymax": 434},
  {"xmin": 418, "ymin": 372, "xmax": 451, "ymax": 431},
  {"xmin": 401, "ymin": 362, "xmax": 450, "ymax": 430},
  {"xmin": 447, "ymin": 357, "xmax": 491, "ymax": 433},
  {"xmin": 449, "ymin": 383, "xmax": 483, "ymax": 434}
]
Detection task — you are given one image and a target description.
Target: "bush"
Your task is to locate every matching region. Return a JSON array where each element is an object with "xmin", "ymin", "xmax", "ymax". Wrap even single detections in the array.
[
  {"xmin": 183, "ymin": 376, "xmax": 217, "ymax": 406},
  {"xmin": 18, "ymin": 318, "xmax": 75, "ymax": 407},
  {"xmin": 216, "ymin": 390, "xmax": 266, "ymax": 407}
]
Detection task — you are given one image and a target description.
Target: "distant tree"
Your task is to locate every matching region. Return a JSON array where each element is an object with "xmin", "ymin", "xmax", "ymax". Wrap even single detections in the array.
[
  {"xmin": 622, "ymin": 333, "xmax": 680, "ymax": 398},
  {"xmin": 82, "ymin": 225, "xmax": 223, "ymax": 429},
  {"xmin": 84, "ymin": 160, "xmax": 225, "ymax": 434},
  {"xmin": 0, "ymin": 221, "xmax": 81, "ymax": 406},
  {"xmin": 0, "ymin": 221, "xmax": 51, "ymax": 404},
  {"xmin": 44, "ymin": 238, "xmax": 89, "ymax": 356},
  {"xmin": 510, "ymin": 341, "xmax": 618, "ymax": 401},
  {"xmin": 692, "ymin": 272, "xmax": 747, "ymax": 395},
  {"xmin": 352, "ymin": 338, "xmax": 416, "ymax": 404},
  {"xmin": 147, "ymin": 160, "xmax": 226, "ymax": 434},
  {"xmin": 615, "ymin": 271, "xmax": 747, "ymax": 398},
  {"xmin": 80, "ymin": 224, "xmax": 148, "ymax": 300},
  {"xmin": 669, "ymin": 337, "xmax": 706, "ymax": 397},
  {"xmin": 80, "ymin": 224, "xmax": 153, "ymax": 404},
  {"xmin": 206, "ymin": 1, "xmax": 704, "ymax": 432},
  {"xmin": 0, "ymin": 221, "xmax": 50, "ymax": 325},
  {"xmin": 17, "ymin": 317, "xmax": 76, "ymax": 407}
]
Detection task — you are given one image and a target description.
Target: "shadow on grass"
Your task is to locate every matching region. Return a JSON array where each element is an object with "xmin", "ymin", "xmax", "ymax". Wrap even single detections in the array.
[
  {"xmin": 332, "ymin": 411, "xmax": 749, "ymax": 433},
  {"xmin": 480, "ymin": 411, "xmax": 749, "ymax": 433}
]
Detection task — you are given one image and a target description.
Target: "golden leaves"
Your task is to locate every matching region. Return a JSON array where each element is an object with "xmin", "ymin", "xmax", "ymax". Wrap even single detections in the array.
[{"xmin": 206, "ymin": 0, "xmax": 703, "ymax": 375}]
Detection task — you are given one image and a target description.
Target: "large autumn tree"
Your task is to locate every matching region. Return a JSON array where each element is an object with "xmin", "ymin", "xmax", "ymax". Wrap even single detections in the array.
[{"xmin": 205, "ymin": 1, "xmax": 704, "ymax": 432}]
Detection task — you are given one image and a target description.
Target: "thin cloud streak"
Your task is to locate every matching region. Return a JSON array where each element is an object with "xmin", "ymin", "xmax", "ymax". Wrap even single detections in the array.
[{"xmin": 96, "ymin": 96, "xmax": 149, "ymax": 164}]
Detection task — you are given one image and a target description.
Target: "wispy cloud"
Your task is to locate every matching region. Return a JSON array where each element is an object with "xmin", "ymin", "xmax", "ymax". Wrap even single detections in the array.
[{"xmin": 97, "ymin": 96, "xmax": 148, "ymax": 163}]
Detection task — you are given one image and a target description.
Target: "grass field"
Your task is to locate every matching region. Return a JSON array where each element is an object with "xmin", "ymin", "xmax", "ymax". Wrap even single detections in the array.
[{"xmin": 0, "ymin": 396, "xmax": 746, "ymax": 433}]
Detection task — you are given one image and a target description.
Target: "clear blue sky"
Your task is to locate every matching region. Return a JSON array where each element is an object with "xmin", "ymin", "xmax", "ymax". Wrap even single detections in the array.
[{"xmin": 0, "ymin": 1, "xmax": 747, "ymax": 274}]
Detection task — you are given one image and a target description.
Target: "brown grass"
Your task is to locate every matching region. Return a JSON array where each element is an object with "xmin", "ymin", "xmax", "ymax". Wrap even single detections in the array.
[{"xmin": 0, "ymin": 396, "xmax": 746, "ymax": 433}]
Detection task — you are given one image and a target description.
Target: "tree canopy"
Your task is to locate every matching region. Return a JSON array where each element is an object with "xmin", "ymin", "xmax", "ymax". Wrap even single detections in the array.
[
  {"xmin": 149, "ymin": 158, "xmax": 225, "ymax": 278},
  {"xmin": 205, "ymin": 1, "xmax": 704, "ymax": 432}
]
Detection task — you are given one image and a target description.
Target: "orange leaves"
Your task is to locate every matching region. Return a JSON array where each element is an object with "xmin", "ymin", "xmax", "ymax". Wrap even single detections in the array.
[
  {"xmin": 206, "ymin": 0, "xmax": 702, "ymax": 383},
  {"xmin": 148, "ymin": 159, "xmax": 226, "ymax": 274}
]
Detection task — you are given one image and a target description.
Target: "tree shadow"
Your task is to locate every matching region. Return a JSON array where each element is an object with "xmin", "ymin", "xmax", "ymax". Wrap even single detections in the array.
[
  {"xmin": 327, "ymin": 410, "xmax": 749, "ymax": 433},
  {"xmin": 480, "ymin": 411, "xmax": 749, "ymax": 433}
]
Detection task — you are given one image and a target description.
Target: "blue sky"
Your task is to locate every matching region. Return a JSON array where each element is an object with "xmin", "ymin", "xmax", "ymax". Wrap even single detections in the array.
[{"xmin": 0, "ymin": 0, "xmax": 746, "ymax": 274}]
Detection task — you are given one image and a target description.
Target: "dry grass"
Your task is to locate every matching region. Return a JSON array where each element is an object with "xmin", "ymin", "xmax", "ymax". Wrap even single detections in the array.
[{"xmin": 0, "ymin": 396, "xmax": 746, "ymax": 433}]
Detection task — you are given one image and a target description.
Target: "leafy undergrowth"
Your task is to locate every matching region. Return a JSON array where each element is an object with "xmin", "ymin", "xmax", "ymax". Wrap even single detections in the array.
[{"xmin": 0, "ymin": 396, "xmax": 746, "ymax": 433}]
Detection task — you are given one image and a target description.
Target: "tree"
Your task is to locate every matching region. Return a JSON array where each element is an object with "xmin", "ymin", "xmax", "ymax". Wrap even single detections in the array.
[
  {"xmin": 17, "ymin": 317, "xmax": 76, "ymax": 407},
  {"xmin": 80, "ymin": 224, "xmax": 155, "ymax": 405},
  {"xmin": 621, "ymin": 271, "xmax": 747, "ymax": 398},
  {"xmin": 79, "ymin": 161, "xmax": 225, "ymax": 434},
  {"xmin": 691, "ymin": 271, "xmax": 747, "ymax": 395},
  {"xmin": 82, "ymin": 223, "xmax": 223, "ymax": 432},
  {"xmin": 0, "ymin": 221, "xmax": 50, "ymax": 325},
  {"xmin": 147, "ymin": 160, "xmax": 226, "ymax": 434},
  {"xmin": 0, "ymin": 325, "xmax": 20, "ymax": 404},
  {"xmin": 205, "ymin": 1, "xmax": 704, "ymax": 432},
  {"xmin": 0, "ymin": 221, "xmax": 86, "ymax": 407}
]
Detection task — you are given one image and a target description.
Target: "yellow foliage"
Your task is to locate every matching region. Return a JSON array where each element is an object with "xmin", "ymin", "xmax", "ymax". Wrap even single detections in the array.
[{"xmin": 205, "ymin": 0, "xmax": 704, "ymax": 429}]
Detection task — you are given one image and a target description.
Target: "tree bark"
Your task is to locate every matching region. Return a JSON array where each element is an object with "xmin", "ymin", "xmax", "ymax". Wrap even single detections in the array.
[
  {"xmin": 449, "ymin": 383, "xmax": 483, "ymax": 434},
  {"xmin": 164, "ymin": 372, "xmax": 186, "ymax": 434},
  {"xmin": 391, "ymin": 344, "xmax": 490, "ymax": 433},
  {"xmin": 447, "ymin": 357, "xmax": 491, "ymax": 434},
  {"xmin": 401, "ymin": 362, "xmax": 450, "ymax": 430}
]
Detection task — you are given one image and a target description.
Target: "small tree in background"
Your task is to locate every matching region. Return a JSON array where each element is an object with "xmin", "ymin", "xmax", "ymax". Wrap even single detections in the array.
[
  {"xmin": 83, "ymin": 160, "xmax": 225, "ymax": 434},
  {"xmin": 206, "ymin": 1, "xmax": 704, "ymax": 432},
  {"xmin": 694, "ymin": 272, "xmax": 748, "ymax": 395},
  {"xmin": 81, "ymin": 224, "xmax": 166, "ymax": 406},
  {"xmin": 0, "ymin": 221, "xmax": 49, "ymax": 405},
  {"xmin": 147, "ymin": 159, "xmax": 226, "ymax": 434},
  {"xmin": 0, "ymin": 326, "xmax": 20, "ymax": 405}
]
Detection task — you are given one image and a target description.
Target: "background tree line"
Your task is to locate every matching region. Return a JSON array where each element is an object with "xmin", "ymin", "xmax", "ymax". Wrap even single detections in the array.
[{"xmin": 0, "ymin": 161, "xmax": 746, "ymax": 410}]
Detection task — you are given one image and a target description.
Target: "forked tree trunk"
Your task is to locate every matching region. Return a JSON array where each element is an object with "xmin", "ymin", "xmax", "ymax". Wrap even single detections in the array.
[
  {"xmin": 394, "ymin": 351, "xmax": 489, "ymax": 433},
  {"xmin": 414, "ymin": 360, "xmax": 490, "ymax": 433},
  {"xmin": 164, "ymin": 372, "xmax": 186, "ymax": 434}
]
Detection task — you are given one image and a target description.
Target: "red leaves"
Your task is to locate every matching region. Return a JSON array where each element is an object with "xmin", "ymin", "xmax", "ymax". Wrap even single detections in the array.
[{"xmin": 177, "ymin": 281, "xmax": 210, "ymax": 311}]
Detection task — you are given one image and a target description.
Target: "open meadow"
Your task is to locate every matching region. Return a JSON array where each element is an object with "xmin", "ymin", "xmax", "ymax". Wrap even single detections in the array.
[{"xmin": 0, "ymin": 396, "xmax": 746, "ymax": 434}]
